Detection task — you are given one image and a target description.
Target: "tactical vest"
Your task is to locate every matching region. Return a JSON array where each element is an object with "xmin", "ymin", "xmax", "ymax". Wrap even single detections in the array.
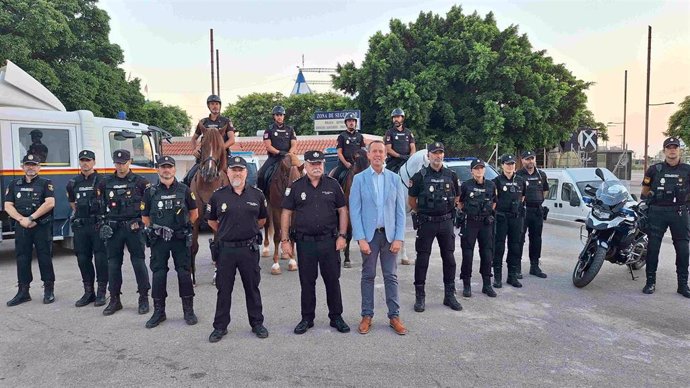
[
  {"xmin": 148, "ymin": 183, "xmax": 190, "ymax": 231},
  {"xmin": 463, "ymin": 180, "xmax": 494, "ymax": 217},
  {"xmin": 12, "ymin": 177, "xmax": 51, "ymax": 221},
  {"xmin": 650, "ymin": 163, "xmax": 690, "ymax": 205},
  {"xmin": 267, "ymin": 124, "xmax": 294, "ymax": 155},
  {"xmin": 495, "ymin": 174, "xmax": 523, "ymax": 214},
  {"xmin": 340, "ymin": 131, "xmax": 363, "ymax": 161},
  {"xmin": 416, "ymin": 167, "xmax": 456, "ymax": 215},
  {"xmin": 104, "ymin": 174, "xmax": 142, "ymax": 220},
  {"xmin": 520, "ymin": 169, "xmax": 546, "ymax": 204},
  {"xmin": 70, "ymin": 174, "xmax": 102, "ymax": 218},
  {"xmin": 388, "ymin": 128, "xmax": 412, "ymax": 156}
]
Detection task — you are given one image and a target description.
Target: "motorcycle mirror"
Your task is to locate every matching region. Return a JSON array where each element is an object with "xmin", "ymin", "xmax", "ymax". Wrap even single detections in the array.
[
  {"xmin": 631, "ymin": 193, "xmax": 638, "ymax": 201},
  {"xmin": 595, "ymin": 168, "xmax": 605, "ymax": 181}
]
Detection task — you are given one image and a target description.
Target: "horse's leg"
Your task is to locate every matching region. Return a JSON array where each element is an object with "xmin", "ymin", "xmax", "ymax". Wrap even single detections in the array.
[
  {"xmin": 262, "ymin": 220, "xmax": 271, "ymax": 257},
  {"xmin": 343, "ymin": 222, "xmax": 352, "ymax": 268},
  {"xmin": 270, "ymin": 208, "xmax": 282, "ymax": 275},
  {"xmin": 283, "ymin": 209, "xmax": 297, "ymax": 271}
]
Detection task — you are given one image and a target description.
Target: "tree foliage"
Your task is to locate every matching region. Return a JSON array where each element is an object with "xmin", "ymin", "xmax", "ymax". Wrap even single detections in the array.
[
  {"xmin": 332, "ymin": 6, "xmax": 603, "ymax": 154},
  {"xmin": 665, "ymin": 96, "xmax": 690, "ymax": 143},
  {"xmin": 139, "ymin": 101, "xmax": 191, "ymax": 137},
  {"xmin": 224, "ymin": 92, "xmax": 352, "ymax": 136}
]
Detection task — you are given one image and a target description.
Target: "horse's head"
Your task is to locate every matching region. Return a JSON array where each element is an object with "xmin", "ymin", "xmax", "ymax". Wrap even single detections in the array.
[
  {"xmin": 399, "ymin": 149, "xmax": 429, "ymax": 187},
  {"xmin": 198, "ymin": 129, "xmax": 227, "ymax": 182},
  {"xmin": 351, "ymin": 148, "xmax": 370, "ymax": 174}
]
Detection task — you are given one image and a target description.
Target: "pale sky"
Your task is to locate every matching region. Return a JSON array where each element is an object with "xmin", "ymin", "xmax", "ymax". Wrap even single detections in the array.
[{"xmin": 100, "ymin": 0, "xmax": 690, "ymax": 156}]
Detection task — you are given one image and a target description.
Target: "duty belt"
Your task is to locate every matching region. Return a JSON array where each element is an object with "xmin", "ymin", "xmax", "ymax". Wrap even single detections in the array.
[
  {"xmin": 650, "ymin": 204, "xmax": 688, "ymax": 212},
  {"xmin": 294, "ymin": 231, "xmax": 336, "ymax": 242},
  {"xmin": 468, "ymin": 214, "xmax": 491, "ymax": 221},
  {"xmin": 525, "ymin": 203, "xmax": 543, "ymax": 208},
  {"xmin": 219, "ymin": 238, "xmax": 256, "ymax": 248},
  {"xmin": 496, "ymin": 211, "xmax": 519, "ymax": 218},
  {"xmin": 420, "ymin": 213, "xmax": 453, "ymax": 223}
]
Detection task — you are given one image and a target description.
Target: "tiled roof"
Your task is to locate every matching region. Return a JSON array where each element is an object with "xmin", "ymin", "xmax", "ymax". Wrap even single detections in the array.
[{"xmin": 162, "ymin": 134, "xmax": 382, "ymax": 156}]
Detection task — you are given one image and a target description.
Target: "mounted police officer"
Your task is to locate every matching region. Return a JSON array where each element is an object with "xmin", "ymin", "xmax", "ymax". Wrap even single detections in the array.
[
  {"xmin": 257, "ymin": 105, "xmax": 297, "ymax": 194},
  {"xmin": 97, "ymin": 149, "xmax": 151, "ymax": 316},
  {"xmin": 492, "ymin": 154, "xmax": 525, "ymax": 289},
  {"xmin": 142, "ymin": 156, "xmax": 199, "ymax": 328},
  {"xmin": 517, "ymin": 150, "xmax": 549, "ymax": 280},
  {"xmin": 640, "ymin": 136, "xmax": 690, "ymax": 298},
  {"xmin": 384, "ymin": 108, "xmax": 416, "ymax": 173},
  {"xmin": 330, "ymin": 112, "xmax": 364, "ymax": 186},
  {"xmin": 183, "ymin": 94, "xmax": 236, "ymax": 186},
  {"xmin": 408, "ymin": 142, "xmax": 462, "ymax": 312},
  {"xmin": 458, "ymin": 159, "xmax": 497, "ymax": 298},
  {"xmin": 281, "ymin": 150, "xmax": 351, "ymax": 335},
  {"xmin": 208, "ymin": 156, "xmax": 269, "ymax": 342},
  {"xmin": 66, "ymin": 150, "xmax": 108, "ymax": 307},
  {"xmin": 5, "ymin": 154, "xmax": 56, "ymax": 306}
]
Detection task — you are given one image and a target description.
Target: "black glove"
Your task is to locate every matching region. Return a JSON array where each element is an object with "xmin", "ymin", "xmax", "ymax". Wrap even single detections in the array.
[
  {"xmin": 454, "ymin": 209, "xmax": 466, "ymax": 228},
  {"xmin": 278, "ymin": 150, "xmax": 288, "ymax": 156},
  {"xmin": 542, "ymin": 206, "xmax": 550, "ymax": 221}
]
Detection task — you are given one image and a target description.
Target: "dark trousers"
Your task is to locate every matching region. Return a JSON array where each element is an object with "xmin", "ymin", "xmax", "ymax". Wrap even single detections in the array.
[
  {"xmin": 213, "ymin": 246, "xmax": 264, "ymax": 330},
  {"xmin": 296, "ymin": 238, "xmax": 343, "ymax": 322},
  {"xmin": 330, "ymin": 162, "xmax": 349, "ymax": 185},
  {"xmin": 105, "ymin": 224, "xmax": 150, "ymax": 295},
  {"xmin": 150, "ymin": 239, "xmax": 194, "ymax": 299},
  {"xmin": 646, "ymin": 206, "xmax": 690, "ymax": 277},
  {"xmin": 15, "ymin": 222, "xmax": 55, "ymax": 285},
  {"xmin": 414, "ymin": 218, "xmax": 456, "ymax": 286},
  {"xmin": 461, "ymin": 218, "xmax": 494, "ymax": 279},
  {"xmin": 182, "ymin": 163, "xmax": 199, "ymax": 187},
  {"xmin": 257, "ymin": 156, "xmax": 281, "ymax": 194},
  {"xmin": 385, "ymin": 157, "xmax": 406, "ymax": 173},
  {"xmin": 493, "ymin": 214, "xmax": 524, "ymax": 274},
  {"xmin": 73, "ymin": 222, "xmax": 107, "ymax": 284},
  {"xmin": 522, "ymin": 207, "xmax": 544, "ymax": 264}
]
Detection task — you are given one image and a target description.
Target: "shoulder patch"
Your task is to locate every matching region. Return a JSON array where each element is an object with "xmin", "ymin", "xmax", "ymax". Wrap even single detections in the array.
[
  {"xmin": 263, "ymin": 132, "xmax": 270, "ymax": 140},
  {"xmin": 47, "ymin": 184, "xmax": 54, "ymax": 191},
  {"xmin": 140, "ymin": 202, "xmax": 145, "ymax": 210},
  {"xmin": 190, "ymin": 191, "xmax": 196, "ymax": 200},
  {"xmin": 643, "ymin": 176, "xmax": 651, "ymax": 184}
]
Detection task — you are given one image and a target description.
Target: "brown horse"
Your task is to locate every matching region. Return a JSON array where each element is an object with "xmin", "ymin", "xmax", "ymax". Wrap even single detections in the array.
[
  {"xmin": 190, "ymin": 128, "xmax": 228, "ymax": 284},
  {"xmin": 340, "ymin": 148, "xmax": 370, "ymax": 268},
  {"xmin": 262, "ymin": 153, "xmax": 303, "ymax": 275}
]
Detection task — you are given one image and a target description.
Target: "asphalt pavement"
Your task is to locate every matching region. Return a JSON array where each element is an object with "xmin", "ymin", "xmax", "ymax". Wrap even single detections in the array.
[{"xmin": 0, "ymin": 218, "xmax": 688, "ymax": 387}]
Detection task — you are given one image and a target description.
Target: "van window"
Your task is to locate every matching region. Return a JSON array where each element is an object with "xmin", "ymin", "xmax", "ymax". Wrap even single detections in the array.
[
  {"xmin": 561, "ymin": 182, "xmax": 575, "ymax": 201},
  {"xmin": 18, "ymin": 127, "xmax": 71, "ymax": 166},
  {"xmin": 546, "ymin": 179, "xmax": 558, "ymax": 200},
  {"xmin": 109, "ymin": 132, "xmax": 155, "ymax": 168}
]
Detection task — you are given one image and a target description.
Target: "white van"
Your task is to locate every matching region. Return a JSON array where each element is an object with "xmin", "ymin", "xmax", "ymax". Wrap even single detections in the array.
[
  {"xmin": 0, "ymin": 60, "xmax": 166, "ymax": 244},
  {"xmin": 541, "ymin": 168, "xmax": 632, "ymax": 223}
]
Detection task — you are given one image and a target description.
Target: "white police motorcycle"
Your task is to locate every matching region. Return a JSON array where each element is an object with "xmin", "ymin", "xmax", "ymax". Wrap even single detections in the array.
[{"xmin": 573, "ymin": 168, "xmax": 648, "ymax": 288}]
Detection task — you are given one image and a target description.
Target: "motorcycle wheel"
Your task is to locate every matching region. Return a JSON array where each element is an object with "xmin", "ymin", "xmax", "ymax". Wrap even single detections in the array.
[{"xmin": 573, "ymin": 243, "xmax": 607, "ymax": 288}]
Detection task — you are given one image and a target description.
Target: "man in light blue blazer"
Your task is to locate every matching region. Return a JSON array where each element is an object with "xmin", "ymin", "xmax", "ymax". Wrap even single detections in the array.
[{"xmin": 349, "ymin": 140, "xmax": 408, "ymax": 335}]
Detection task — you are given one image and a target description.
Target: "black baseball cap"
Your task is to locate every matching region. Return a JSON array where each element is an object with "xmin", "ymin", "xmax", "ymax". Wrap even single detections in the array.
[
  {"xmin": 22, "ymin": 154, "xmax": 40, "ymax": 165},
  {"xmin": 304, "ymin": 150, "xmax": 325, "ymax": 162},
  {"xmin": 427, "ymin": 142, "xmax": 445, "ymax": 152},
  {"xmin": 228, "ymin": 156, "xmax": 248, "ymax": 169},
  {"xmin": 79, "ymin": 150, "xmax": 95, "ymax": 160},
  {"xmin": 471, "ymin": 159, "xmax": 486, "ymax": 169},
  {"xmin": 112, "ymin": 149, "xmax": 131, "ymax": 163},
  {"xmin": 157, "ymin": 155, "xmax": 176, "ymax": 167},
  {"xmin": 663, "ymin": 137, "xmax": 681, "ymax": 148},
  {"xmin": 521, "ymin": 150, "xmax": 536, "ymax": 159},
  {"xmin": 500, "ymin": 154, "xmax": 516, "ymax": 164}
]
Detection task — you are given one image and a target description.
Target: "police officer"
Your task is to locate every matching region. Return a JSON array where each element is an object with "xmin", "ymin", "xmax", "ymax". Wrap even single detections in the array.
[
  {"xmin": 408, "ymin": 142, "xmax": 462, "ymax": 311},
  {"xmin": 66, "ymin": 150, "xmax": 108, "ymax": 307},
  {"xmin": 142, "ymin": 156, "xmax": 199, "ymax": 328},
  {"xmin": 281, "ymin": 150, "xmax": 351, "ymax": 334},
  {"xmin": 257, "ymin": 105, "xmax": 297, "ymax": 194},
  {"xmin": 517, "ymin": 150, "xmax": 549, "ymax": 280},
  {"xmin": 208, "ymin": 156, "xmax": 270, "ymax": 342},
  {"xmin": 640, "ymin": 136, "xmax": 690, "ymax": 298},
  {"xmin": 5, "ymin": 154, "xmax": 56, "ymax": 306},
  {"xmin": 183, "ymin": 94, "xmax": 237, "ymax": 185},
  {"xmin": 330, "ymin": 112, "xmax": 364, "ymax": 185},
  {"xmin": 458, "ymin": 159, "xmax": 497, "ymax": 298},
  {"xmin": 492, "ymin": 154, "xmax": 525, "ymax": 289},
  {"xmin": 384, "ymin": 108, "xmax": 416, "ymax": 173},
  {"xmin": 97, "ymin": 149, "xmax": 151, "ymax": 316}
]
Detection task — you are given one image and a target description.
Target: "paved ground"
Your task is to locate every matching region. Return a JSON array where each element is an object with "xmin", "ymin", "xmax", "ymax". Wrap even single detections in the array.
[{"xmin": 1, "ymin": 217, "xmax": 688, "ymax": 387}]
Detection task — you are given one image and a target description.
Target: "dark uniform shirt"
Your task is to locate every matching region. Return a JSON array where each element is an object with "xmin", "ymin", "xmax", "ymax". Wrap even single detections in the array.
[
  {"xmin": 142, "ymin": 179, "xmax": 197, "ymax": 230},
  {"xmin": 409, "ymin": 166, "xmax": 460, "ymax": 216},
  {"xmin": 282, "ymin": 176, "xmax": 346, "ymax": 235},
  {"xmin": 642, "ymin": 162, "xmax": 690, "ymax": 206},
  {"xmin": 384, "ymin": 127, "xmax": 415, "ymax": 156},
  {"xmin": 460, "ymin": 178, "xmax": 497, "ymax": 217},
  {"xmin": 336, "ymin": 130, "xmax": 365, "ymax": 162},
  {"xmin": 517, "ymin": 168, "xmax": 548, "ymax": 206},
  {"xmin": 208, "ymin": 185, "xmax": 267, "ymax": 241},
  {"xmin": 66, "ymin": 172, "xmax": 102, "ymax": 219},
  {"xmin": 493, "ymin": 173, "xmax": 525, "ymax": 214},
  {"xmin": 263, "ymin": 123, "xmax": 297, "ymax": 157},
  {"xmin": 194, "ymin": 115, "xmax": 235, "ymax": 143},
  {"xmin": 4, "ymin": 176, "xmax": 54, "ymax": 221},
  {"xmin": 97, "ymin": 171, "xmax": 150, "ymax": 221}
]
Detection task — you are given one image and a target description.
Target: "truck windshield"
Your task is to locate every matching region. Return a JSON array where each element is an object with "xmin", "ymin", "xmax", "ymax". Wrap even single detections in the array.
[{"xmin": 109, "ymin": 132, "xmax": 155, "ymax": 168}]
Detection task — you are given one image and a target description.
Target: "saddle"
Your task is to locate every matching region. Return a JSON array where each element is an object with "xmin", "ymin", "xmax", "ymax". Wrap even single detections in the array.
[{"xmin": 261, "ymin": 161, "xmax": 280, "ymax": 200}]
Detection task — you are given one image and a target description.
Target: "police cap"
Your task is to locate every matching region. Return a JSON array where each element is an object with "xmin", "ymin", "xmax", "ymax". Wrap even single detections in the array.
[
  {"xmin": 79, "ymin": 150, "xmax": 96, "ymax": 161},
  {"xmin": 471, "ymin": 159, "xmax": 486, "ymax": 169},
  {"xmin": 500, "ymin": 154, "xmax": 516, "ymax": 164},
  {"xmin": 157, "ymin": 155, "xmax": 176, "ymax": 167},
  {"xmin": 304, "ymin": 150, "xmax": 325, "ymax": 163},
  {"xmin": 663, "ymin": 137, "xmax": 681, "ymax": 148},
  {"xmin": 228, "ymin": 156, "xmax": 248, "ymax": 169},
  {"xmin": 521, "ymin": 150, "xmax": 536, "ymax": 159},
  {"xmin": 22, "ymin": 154, "xmax": 41, "ymax": 165},
  {"xmin": 427, "ymin": 142, "xmax": 445, "ymax": 152},
  {"xmin": 112, "ymin": 149, "xmax": 131, "ymax": 163}
]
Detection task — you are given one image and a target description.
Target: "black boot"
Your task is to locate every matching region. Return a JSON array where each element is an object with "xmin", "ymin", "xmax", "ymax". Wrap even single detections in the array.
[
  {"xmin": 443, "ymin": 283, "xmax": 463, "ymax": 311},
  {"xmin": 677, "ymin": 274, "xmax": 690, "ymax": 298},
  {"xmin": 94, "ymin": 282, "xmax": 107, "ymax": 307},
  {"xmin": 43, "ymin": 281, "xmax": 55, "ymax": 304},
  {"xmin": 145, "ymin": 298, "xmax": 167, "ymax": 328},
  {"xmin": 642, "ymin": 274, "xmax": 656, "ymax": 294},
  {"xmin": 493, "ymin": 268, "xmax": 502, "ymax": 288},
  {"xmin": 103, "ymin": 293, "xmax": 122, "ymax": 315},
  {"xmin": 482, "ymin": 276, "xmax": 497, "ymax": 297},
  {"xmin": 507, "ymin": 273, "xmax": 523, "ymax": 288},
  {"xmin": 182, "ymin": 296, "xmax": 198, "ymax": 325},
  {"xmin": 516, "ymin": 261, "xmax": 523, "ymax": 279},
  {"xmin": 138, "ymin": 290, "xmax": 150, "ymax": 315},
  {"xmin": 414, "ymin": 285, "xmax": 425, "ymax": 312},
  {"xmin": 7, "ymin": 284, "xmax": 31, "ymax": 307},
  {"xmin": 75, "ymin": 282, "xmax": 95, "ymax": 307},
  {"xmin": 530, "ymin": 263, "xmax": 548, "ymax": 278},
  {"xmin": 462, "ymin": 279, "xmax": 472, "ymax": 298}
]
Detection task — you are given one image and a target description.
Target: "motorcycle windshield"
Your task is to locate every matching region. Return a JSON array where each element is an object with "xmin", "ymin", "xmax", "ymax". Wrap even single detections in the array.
[{"xmin": 596, "ymin": 182, "xmax": 629, "ymax": 206}]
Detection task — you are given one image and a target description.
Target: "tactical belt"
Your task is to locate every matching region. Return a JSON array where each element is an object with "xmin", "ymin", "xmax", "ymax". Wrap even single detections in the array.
[
  {"xmin": 496, "ymin": 211, "xmax": 519, "ymax": 218},
  {"xmin": 468, "ymin": 214, "xmax": 491, "ymax": 221},
  {"xmin": 294, "ymin": 231, "xmax": 336, "ymax": 242},
  {"xmin": 650, "ymin": 204, "xmax": 688, "ymax": 212},
  {"xmin": 525, "ymin": 203, "xmax": 543, "ymax": 208},
  {"xmin": 219, "ymin": 238, "xmax": 255, "ymax": 248},
  {"xmin": 420, "ymin": 213, "xmax": 453, "ymax": 223}
]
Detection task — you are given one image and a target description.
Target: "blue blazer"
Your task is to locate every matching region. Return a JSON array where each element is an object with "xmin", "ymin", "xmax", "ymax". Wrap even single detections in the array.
[{"xmin": 349, "ymin": 166, "xmax": 406, "ymax": 243}]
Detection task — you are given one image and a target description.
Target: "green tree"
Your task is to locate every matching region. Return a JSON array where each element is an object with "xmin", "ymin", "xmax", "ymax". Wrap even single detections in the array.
[
  {"xmin": 0, "ymin": 0, "xmax": 145, "ymax": 119},
  {"xmin": 139, "ymin": 101, "xmax": 191, "ymax": 137},
  {"xmin": 332, "ymin": 6, "xmax": 602, "ymax": 154},
  {"xmin": 665, "ymin": 95, "xmax": 690, "ymax": 142}
]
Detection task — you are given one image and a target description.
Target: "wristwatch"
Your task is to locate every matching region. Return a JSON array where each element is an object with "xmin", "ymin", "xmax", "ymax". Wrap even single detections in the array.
[
  {"xmin": 28, "ymin": 215, "xmax": 34, "ymax": 222},
  {"xmin": 337, "ymin": 233, "xmax": 347, "ymax": 239}
]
